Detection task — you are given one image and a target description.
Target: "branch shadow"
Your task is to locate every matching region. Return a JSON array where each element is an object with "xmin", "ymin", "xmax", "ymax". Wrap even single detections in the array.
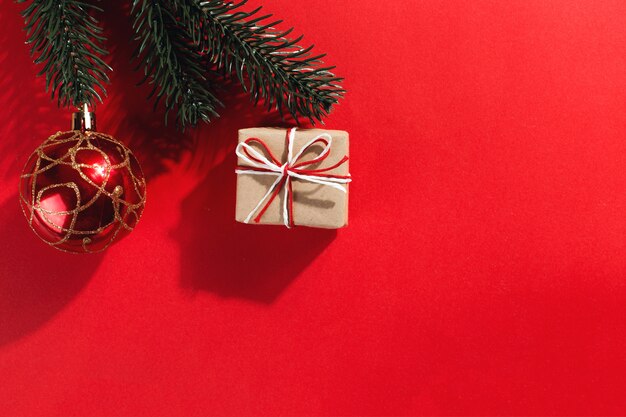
[
  {"xmin": 99, "ymin": 0, "xmax": 200, "ymax": 181},
  {"xmin": 100, "ymin": 0, "xmax": 288, "ymax": 178},
  {"xmin": 0, "ymin": 3, "xmax": 64, "ymax": 180}
]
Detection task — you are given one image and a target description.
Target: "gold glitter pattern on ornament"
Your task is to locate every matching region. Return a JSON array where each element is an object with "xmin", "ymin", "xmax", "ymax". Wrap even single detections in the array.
[{"xmin": 19, "ymin": 130, "xmax": 146, "ymax": 253}]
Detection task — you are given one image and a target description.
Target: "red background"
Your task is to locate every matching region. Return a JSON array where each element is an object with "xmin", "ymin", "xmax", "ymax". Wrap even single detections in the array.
[{"xmin": 2, "ymin": 0, "xmax": 626, "ymax": 415}]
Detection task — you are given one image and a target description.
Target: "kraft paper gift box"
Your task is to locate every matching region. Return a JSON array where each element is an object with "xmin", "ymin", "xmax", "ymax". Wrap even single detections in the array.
[{"xmin": 235, "ymin": 127, "xmax": 350, "ymax": 229}]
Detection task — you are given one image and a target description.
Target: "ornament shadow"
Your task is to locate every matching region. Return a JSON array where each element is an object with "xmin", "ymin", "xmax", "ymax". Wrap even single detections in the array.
[
  {"xmin": 0, "ymin": 196, "xmax": 104, "ymax": 347},
  {"xmin": 0, "ymin": 2, "xmax": 104, "ymax": 347},
  {"xmin": 173, "ymin": 153, "xmax": 337, "ymax": 304}
]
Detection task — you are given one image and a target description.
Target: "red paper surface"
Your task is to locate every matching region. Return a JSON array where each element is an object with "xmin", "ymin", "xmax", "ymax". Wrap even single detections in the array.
[{"xmin": 2, "ymin": 0, "xmax": 626, "ymax": 415}]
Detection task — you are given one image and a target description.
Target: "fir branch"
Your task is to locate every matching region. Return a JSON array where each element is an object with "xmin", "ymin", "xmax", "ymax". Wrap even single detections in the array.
[
  {"xmin": 19, "ymin": 0, "xmax": 111, "ymax": 108},
  {"xmin": 131, "ymin": 0, "xmax": 223, "ymax": 128},
  {"xmin": 175, "ymin": 0, "xmax": 345, "ymax": 123}
]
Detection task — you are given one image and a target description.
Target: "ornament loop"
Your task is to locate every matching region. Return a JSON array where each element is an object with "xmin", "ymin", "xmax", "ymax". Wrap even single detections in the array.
[{"xmin": 72, "ymin": 103, "xmax": 96, "ymax": 131}]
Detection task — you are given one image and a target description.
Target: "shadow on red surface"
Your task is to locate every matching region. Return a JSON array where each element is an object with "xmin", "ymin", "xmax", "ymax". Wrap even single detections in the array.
[
  {"xmin": 0, "ymin": 198, "xmax": 104, "ymax": 346},
  {"xmin": 0, "ymin": 0, "xmax": 334, "ymax": 346},
  {"xmin": 173, "ymin": 151, "xmax": 337, "ymax": 304},
  {"xmin": 0, "ymin": 5, "xmax": 104, "ymax": 347}
]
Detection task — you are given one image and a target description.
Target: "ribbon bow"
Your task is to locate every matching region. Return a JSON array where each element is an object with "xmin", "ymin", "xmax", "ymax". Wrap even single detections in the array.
[{"xmin": 235, "ymin": 128, "xmax": 351, "ymax": 228}]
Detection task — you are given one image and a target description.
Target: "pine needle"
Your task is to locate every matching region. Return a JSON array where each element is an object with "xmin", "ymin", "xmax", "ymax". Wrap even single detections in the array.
[{"xmin": 19, "ymin": 0, "xmax": 111, "ymax": 108}]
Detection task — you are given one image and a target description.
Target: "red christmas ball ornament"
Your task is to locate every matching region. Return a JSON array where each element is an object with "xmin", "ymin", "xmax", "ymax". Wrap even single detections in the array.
[{"xmin": 19, "ymin": 109, "xmax": 146, "ymax": 253}]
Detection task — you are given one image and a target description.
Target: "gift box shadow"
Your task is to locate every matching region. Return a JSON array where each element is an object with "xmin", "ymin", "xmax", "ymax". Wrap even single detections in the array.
[{"xmin": 173, "ymin": 149, "xmax": 337, "ymax": 304}]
